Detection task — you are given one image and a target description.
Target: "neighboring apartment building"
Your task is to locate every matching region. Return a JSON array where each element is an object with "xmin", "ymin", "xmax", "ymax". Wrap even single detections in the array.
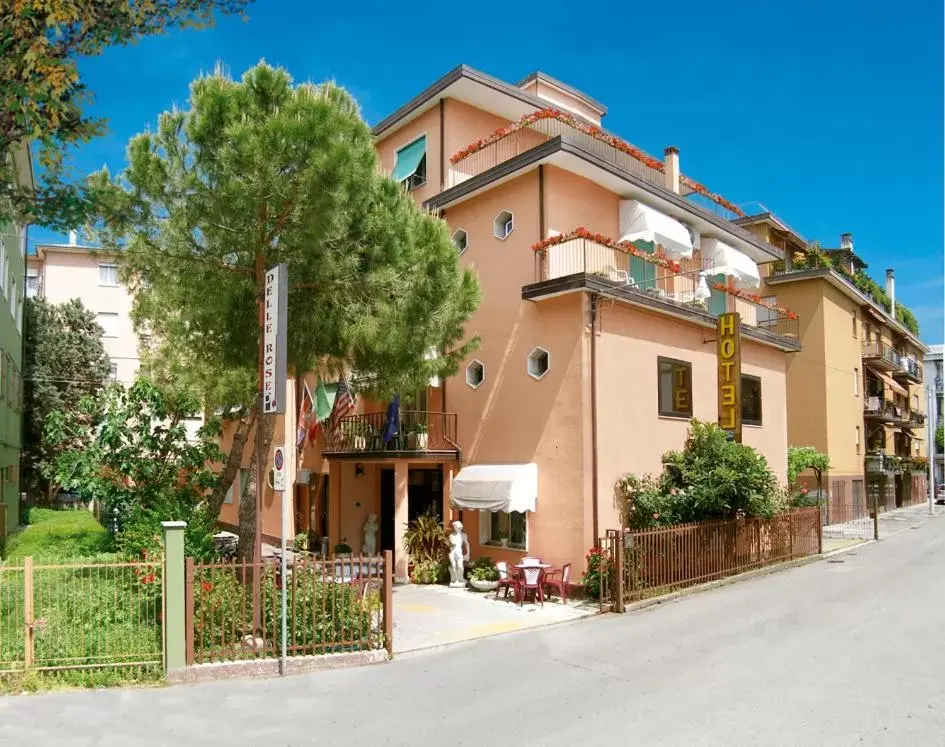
[
  {"xmin": 736, "ymin": 214, "xmax": 929, "ymax": 514},
  {"xmin": 28, "ymin": 234, "xmax": 139, "ymax": 385},
  {"xmin": 223, "ymin": 66, "xmax": 804, "ymax": 580},
  {"xmin": 925, "ymin": 344, "xmax": 943, "ymax": 485},
  {"xmin": 0, "ymin": 144, "xmax": 31, "ymax": 536}
]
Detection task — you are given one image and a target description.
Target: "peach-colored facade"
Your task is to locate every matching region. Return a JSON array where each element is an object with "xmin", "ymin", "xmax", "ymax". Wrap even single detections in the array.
[
  {"xmin": 230, "ymin": 67, "xmax": 800, "ymax": 585},
  {"xmin": 29, "ymin": 241, "xmax": 140, "ymax": 385}
]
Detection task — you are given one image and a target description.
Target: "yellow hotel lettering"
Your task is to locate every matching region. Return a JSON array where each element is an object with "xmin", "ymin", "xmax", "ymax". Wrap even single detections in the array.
[{"xmin": 717, "ymin": 312, "xmax": 742, "ymax": 442}]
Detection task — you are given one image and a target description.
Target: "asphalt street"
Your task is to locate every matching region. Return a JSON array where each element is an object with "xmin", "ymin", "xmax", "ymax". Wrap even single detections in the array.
[{"xmin": 2, "ymin": 505, "xmax": 942, "ymax": 746}]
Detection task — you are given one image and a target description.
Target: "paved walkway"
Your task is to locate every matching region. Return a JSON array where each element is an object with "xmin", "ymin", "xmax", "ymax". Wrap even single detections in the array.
[{"xmin": 393, "ymin": 583, "xmax": 596, "ymax": 653}]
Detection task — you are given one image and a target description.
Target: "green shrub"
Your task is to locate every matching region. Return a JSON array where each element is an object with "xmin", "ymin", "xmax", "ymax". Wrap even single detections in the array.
[
  {"xmin": 469, "ymin": 557, "xmax": 499, "ymax": 582},
  {"xmin": 582, "ymin": 547, "xmax": 609, "ymax": 599},
  {"xmin": 616, "ymin": 420, "xmax": 782, "ymax": 530},
  {"xmin": 410, "ymin": 559, "xmax": 448, "ymax": 585},
  {"xmin": 403, "ymin": 512, "xmax": 449, "ymax": 565}
]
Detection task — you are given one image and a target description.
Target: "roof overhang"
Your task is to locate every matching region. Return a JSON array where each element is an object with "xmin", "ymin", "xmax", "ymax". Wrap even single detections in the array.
[
  {"xmin": 515, "ymin": 71, "xmax": 608, "ymax": 116},
  {"xmin": 372, "ymin": 65, "xmax": 549, "ymax": 140},
  {"xmin": 425, "ymin": 137, "xmax": 783, "ymax": 264},
  {"xmin": 765, "ymin": 268, "xmax": 928, "ymax": 352},
  {"xmin": 734, "ymin": 211, "xmax": 807, "ymax": 250}
]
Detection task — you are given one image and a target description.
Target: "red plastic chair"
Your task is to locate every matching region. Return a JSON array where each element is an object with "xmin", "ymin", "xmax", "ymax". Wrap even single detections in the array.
[
  {"xmin": 515, "ymin": 565, "xmax": 545, "ymax": 606},
  {"xmin": 543, "ymin": 563, "xmax": 571, "ymax": 604},
  {"xmin": 496, "ymin": 561, "xmax": 517, "ymax": 600}
]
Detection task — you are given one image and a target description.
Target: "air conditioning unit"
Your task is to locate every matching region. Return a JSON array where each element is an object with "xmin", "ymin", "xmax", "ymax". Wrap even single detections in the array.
[{"xmin": 296, "ymin": 469, "xmax": 311, "ymax": 485}]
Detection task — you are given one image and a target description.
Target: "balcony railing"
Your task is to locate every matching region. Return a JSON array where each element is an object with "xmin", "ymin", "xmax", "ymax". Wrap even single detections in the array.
[
  {"xmin": 864, "ymin": 396, "xmax": 900, "ymax": 422},
  {"xmin": 448, "ymin": 112, "xmax": 743, "ymax": 221},
  {"xmin": 908, "ymin": 410, "xmax": 927, "ymax": 429},
  {"xmin": 861, "ymin": 341, "xmax": 900, "ymax": 370},
  {"xmin": 894, "ymin": 356, "xmax": 923, "ymax": 383},
  {"xmin": 322, "ymin": 411, "xmax": 458, "ymax": 456},
  {"xmin": 531, "ymin": 237, "xmax": 800, "ymax": 341},
  {"xmin": 865, "ymin": 453, "xmax": 905, "ymax": 474}
]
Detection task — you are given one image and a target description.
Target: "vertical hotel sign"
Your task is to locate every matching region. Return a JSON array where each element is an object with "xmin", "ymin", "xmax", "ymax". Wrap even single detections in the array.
[
  {"xmin": 263, "ymin": 264, "xmax": 288, "ymax": 414},
  {"xmin": 717, "ymin": 312, "xmax": 742, "ymax": 443}
]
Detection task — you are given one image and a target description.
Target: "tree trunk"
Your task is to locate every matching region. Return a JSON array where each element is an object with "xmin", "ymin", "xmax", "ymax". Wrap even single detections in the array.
[
  {"xmin": 207, "ymin": 405, "xmax": 257, "ymax": 519},
  {"xmin": 237, "ymin": 412, "xmax": 275, "ymax": 560}
]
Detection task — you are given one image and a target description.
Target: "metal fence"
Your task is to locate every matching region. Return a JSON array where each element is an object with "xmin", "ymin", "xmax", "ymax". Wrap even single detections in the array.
[
  {"xmin": 820, "ymin": 480, "xmax": 876, "ymax": 541},
  {"xmin": 598, "ymin": 509, "xmax": 821, "ymax": 609},
  {"xmin": 0, "ymin": 555, "xmax": 163, "ymax": 675},
  {"xmin": 186, "ymin": 552, "xmax": 392, "ymax": 665}
]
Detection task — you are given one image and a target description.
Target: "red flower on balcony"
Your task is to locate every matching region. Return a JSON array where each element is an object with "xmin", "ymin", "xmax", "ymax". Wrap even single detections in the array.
[
  {"xmin": 449, "ymin": 107, "xmax": 744, "ymax": 217},
  {"xmin": 531, "ymin": 227, "xmax": 683, "ymax": 274},
  {"xmin": 711, "ymin": 282, "xmax": 798, "ymax": 319}
]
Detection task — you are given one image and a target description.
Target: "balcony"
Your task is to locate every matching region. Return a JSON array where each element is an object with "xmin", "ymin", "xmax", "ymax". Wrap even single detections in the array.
[
  {"xmin": 863, "ymin": 396, "xmax": 899, "ymax": 422},
  {"xmin": 865, "ymin": 453, "xmax": 905, "ymax": 474},
  {"xmin": 322, "ymin": 411, "xmax": 459, "ymax": 457},
  {"xmin": 861, "ymin": 341, "xmax": 900, "ymax": 371},
  {"xmin": 448, "ymin": 109, "xmax": 744, "ymax": 221},
  {"xmin": 525, "ymin": 235, "xmax": 800, "ymax": 348},
  {"xmin": 907, "ymin": 410, "xmax": 927, "ymax": 429},
  {"xmin": 893, "ymin": 356, "xmax": 923, "ymax": 385}
]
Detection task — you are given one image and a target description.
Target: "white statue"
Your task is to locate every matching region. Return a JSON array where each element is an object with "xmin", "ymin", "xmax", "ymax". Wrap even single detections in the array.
[
  {"xmin": 362, "ymin": 513, "xmax": 378, "ymax": 556},
  {"xmin": 448, "ymin": 520, "xmax": 470, "ymax": 588}
]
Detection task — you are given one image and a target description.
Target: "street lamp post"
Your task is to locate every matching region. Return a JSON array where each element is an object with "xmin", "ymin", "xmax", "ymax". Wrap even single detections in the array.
[{"xmin": 927, "ymin": 383, "xmax": 937, "ymax": 516}]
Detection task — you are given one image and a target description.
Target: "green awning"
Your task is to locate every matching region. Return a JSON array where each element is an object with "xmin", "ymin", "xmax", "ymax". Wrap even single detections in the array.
[{"xmin": 391, "ymin": 136, "xmax": 426, "ymax": 183}]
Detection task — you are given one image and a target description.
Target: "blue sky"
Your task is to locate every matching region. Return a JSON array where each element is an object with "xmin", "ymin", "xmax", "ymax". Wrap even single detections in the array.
[{"xmin": 33, "ymin": 0, "xmax": 944, "ymax": 343}]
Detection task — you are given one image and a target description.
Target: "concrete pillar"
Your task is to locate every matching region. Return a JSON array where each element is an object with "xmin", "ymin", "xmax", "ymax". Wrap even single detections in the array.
[
  {"xmin": 161, "ymin": 521, "xmax": 187, "ymax": 673},
  {"xmin": 394, "ymin": 460, "xmax": 409, "ymax": 582},
  {"xmin": 442, "ymin": 464, "xmax": 453, "ymax": 529},
  {"xmin": 663, "ymin": 146, "xmax": 680, "ymax": 194},
  {"xmin": 329, "ymin": 460, "xmax": 342, "ymax": 551}
]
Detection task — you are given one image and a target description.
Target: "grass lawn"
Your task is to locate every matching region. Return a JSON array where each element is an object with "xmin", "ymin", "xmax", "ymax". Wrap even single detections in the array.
[
  {"xmin": 4, "ymin": 508, "xmax": 115, "ymax": 562},
  {"xmin": 1, "ymin": 508, "xmax": 163, "ymax": 692}
]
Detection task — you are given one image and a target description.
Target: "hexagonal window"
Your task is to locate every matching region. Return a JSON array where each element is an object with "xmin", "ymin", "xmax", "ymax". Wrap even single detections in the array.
[
  {"xmin": 452, "ymin": 228, "xmax": 468, "ymax": 255},
  {"xmin": 493, "ymin": 210, "xmax": 514, "ymax": 240},
  {"xmin": 527, "ymin": 347, "xmax": 550, "ymax": 380},
  {"xmin": 465, "ymin": 359, "xmax": 485, "ymax": 389}
]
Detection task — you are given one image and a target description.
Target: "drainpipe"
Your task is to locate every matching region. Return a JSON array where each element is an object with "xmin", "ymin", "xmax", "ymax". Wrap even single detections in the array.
[{"xmin": 590, "ymin": 294, "xmax": 600, "ymax": 539}]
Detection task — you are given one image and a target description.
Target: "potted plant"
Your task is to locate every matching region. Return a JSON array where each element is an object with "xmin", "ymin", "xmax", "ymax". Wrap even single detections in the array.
[
  {"xmin": 468, "ymin": 557, "xmax": 499, "ymax": 592},
  {"xmin": 334, "ymin": 538, "xmax": 352, "ymax": 556},
  {"xmin": 413, "ymin": 422, "xmax": 429, "ymax": 450},
  {"xmin": 498, "ymin": 530, "xmax": 509, "ymax": 548},
  {"xmin": 402, "ymin": 511, "xmax": 450, "ymax": 584}
]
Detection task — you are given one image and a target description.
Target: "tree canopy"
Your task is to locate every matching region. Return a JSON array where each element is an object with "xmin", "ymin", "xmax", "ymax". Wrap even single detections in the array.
[
  {"xmin": 0, "ymin": 0, "xmax": 249, "ymax": 229},
  {"xmin": 23, "ymin": 296, "xmax": 111, "ymax": 499},
  {"xmin": 786, "ymin": 446, "xmax": 830, "ymax": 487},
  {"xmin": 89, "ymin": 61, "xmax": 481, "ymax": 554},
  {"xmin": 45, "ymin": 379, "xmax": 223, "ymax": 560}
]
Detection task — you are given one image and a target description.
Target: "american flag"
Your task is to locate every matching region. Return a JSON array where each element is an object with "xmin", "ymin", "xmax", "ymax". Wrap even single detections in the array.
[{"xmin": 329, "ymin": 375, "xmax": 356, "ymax": 433}]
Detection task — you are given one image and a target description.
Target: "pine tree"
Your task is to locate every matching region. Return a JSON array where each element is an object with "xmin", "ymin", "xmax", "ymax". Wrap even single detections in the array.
[{"xmin": 90, "ymin": 62, "xmax": 481, "ymax": 557}]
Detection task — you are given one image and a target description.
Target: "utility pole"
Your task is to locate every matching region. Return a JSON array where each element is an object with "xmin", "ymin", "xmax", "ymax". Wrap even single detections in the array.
[{"xmin": 928, "ymin": 382, "xmax": 937, "ymax": 517}]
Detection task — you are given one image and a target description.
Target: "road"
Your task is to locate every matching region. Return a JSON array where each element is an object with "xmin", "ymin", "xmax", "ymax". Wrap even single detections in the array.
[{"xmin": 2, "ymin": 506, "xmax": 943, "ymax": 746}]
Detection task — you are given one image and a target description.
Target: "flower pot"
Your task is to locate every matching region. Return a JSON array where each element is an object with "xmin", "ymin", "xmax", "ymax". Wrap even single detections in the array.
[
  {"xmin": 416, "ymin": 432, "xmax": 429, "ymax": 450},
  {"xmin": 499, "ymin": 538, "xmax": 508, "ymax": 548},
  {"xmin": 469, "ymin": 578, "xmax": 499, "ymax": 592},
  {"xmin": 353, "ymin": 435, "xmax": 366, "ymax": 451}
]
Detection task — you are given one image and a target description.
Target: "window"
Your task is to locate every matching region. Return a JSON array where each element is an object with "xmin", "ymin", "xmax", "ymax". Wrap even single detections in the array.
[
  {"xmin": 224, "ymin": 469, "xmax": 250, "ymax": 505},
  {"xmin": 629, "ymin": 241, "xmax": 657, "ymax": 289},
  {"xmin": 854, "ymin": 367, "xmax": 859, "ymax": 397},
  {"xmin": 16, "ymin": 297, "xmax": 22, "ymax": 333},
  {"xmin": 856, "ymin": 426, "xmax": 861, "ymax": 455},
  {"xmin": 658, "ymin": 357, "xmax": 692, "ymax": 418},
  {"xmin": 451, "ymin": 229, "xmax": 468, "ymax": 255},
  {"xmin": 99, "ymin": 263, "xmax": 118, "ymax": 286},
  {"xmin": 756, "ymin": 295, "xmax": 779, "ymax": 325},
  {"xmin": 391, "ymin": 135, "xmax": 427, "ymax": 191},
  {"xmin": 741, "ymin": 375, "xmax": 762, "ymax": 426},
  {"xmin": 97, "ymin": 312, "xmax": 119, "ymax": 337},
  {"xmin": 465, "ymin": 359, "xmax": 485, "ymax": 389},
  {"xmin": 108, "ymin": 362, "xmax": 118, "ymax": 382},
  {"xmin": 852, "ymin": 311, "xmax": 858, "ymax": 338},
  {"xmin": 26, "ymin": 269, "xmax": 38, "ymax": 299},
  {"xmin": 526, "ymin": 347, "xmax": 550, "ymax": 380},
  {"xmin": 8, "ymin": 277, "xmax": 14, "ymax": 318},
  {"xmin": 493, "ymin": 210, "xmax": 514, "ymax": 240},
  {"xmin": 481, "ymin": 510, "xmax": 527, "ymax": 550}
]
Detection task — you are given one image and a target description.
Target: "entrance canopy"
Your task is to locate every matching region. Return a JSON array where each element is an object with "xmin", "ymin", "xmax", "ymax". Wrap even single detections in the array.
[{"xmin": 450, "ymin": 463, "xmax": 537, "ymax": 513}]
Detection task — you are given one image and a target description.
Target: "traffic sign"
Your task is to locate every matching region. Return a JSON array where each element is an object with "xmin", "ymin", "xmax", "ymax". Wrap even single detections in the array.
[{"xmin": 273, "ymin": 446, "xmax": 286, "ymax": 492}]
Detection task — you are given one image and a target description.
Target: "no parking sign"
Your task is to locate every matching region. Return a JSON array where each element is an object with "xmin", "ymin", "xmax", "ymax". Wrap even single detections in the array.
[{"xmin": 273, "ymin": 446, "xmax": 286, "ymax": 492}]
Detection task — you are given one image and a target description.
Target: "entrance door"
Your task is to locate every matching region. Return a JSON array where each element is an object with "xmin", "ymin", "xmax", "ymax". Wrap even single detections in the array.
[{"xmin": 380, "ymin": 469, "xmax": 395, "ymax": 554}]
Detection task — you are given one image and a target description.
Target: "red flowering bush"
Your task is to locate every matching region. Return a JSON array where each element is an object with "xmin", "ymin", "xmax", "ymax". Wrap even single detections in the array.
[{"xmin": 583, "ymin": 546, "xmax": 610, "ymax": 599}]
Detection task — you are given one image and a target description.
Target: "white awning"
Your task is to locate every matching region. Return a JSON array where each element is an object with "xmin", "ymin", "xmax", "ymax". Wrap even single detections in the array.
[
  {"xmin": 618, "ymin": 200, "xmax": 694, "ymax": 259},
  {"xmin": 450, "ymin": 463, "xmax": 537, "ymax": 513},
  {"xmin": 702, "ymin": 237, "xmax": 761, "ymax": 289}
]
